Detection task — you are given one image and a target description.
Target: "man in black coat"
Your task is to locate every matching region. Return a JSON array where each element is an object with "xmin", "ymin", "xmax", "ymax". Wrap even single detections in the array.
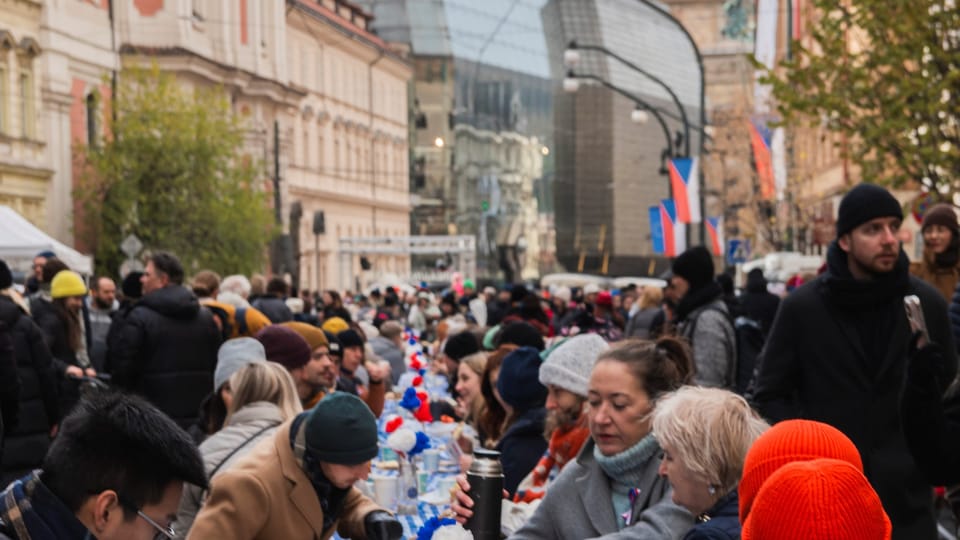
[
  {"xmin": 105, "ymin": 252, "xmax": 221, "ymax": 429},
  {"xmin": 752, "ymin": 183, "xmax": 957, "ymax": 540},
  {"xmin": 739, "ymin": 268, "xmax": 780, "ymax": 333},
  {"xmin": 0, "ymin": 261, "xmax": 59, "ymax": 486}
]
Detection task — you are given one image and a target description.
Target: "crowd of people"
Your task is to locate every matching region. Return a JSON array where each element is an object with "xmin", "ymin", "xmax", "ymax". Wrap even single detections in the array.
[{"xmin": 0, "ymin": 181, "xmax": 957, "ymax": 539}]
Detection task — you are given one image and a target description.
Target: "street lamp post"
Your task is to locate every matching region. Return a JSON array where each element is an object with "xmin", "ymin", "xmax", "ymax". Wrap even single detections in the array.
[{"xmin": 564, "ymin": 70, "xmax": 677, "ymax": 173}]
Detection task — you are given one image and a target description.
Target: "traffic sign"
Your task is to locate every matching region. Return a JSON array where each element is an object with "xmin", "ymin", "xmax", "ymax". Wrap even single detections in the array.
[
  {"xmin": 121, "ymin": 234, "xmax": 143, "ymax": 258},
  {"xmin": 727, "ymin": 239, "xmax": 749, "ymax": 265}
]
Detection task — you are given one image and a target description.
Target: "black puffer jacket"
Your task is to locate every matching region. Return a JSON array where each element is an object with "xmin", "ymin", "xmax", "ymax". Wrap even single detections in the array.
[
  {"xmin": 252, "ymin": 296, "xmax": 292, "ymax": 323},
  {"xmin": 739, "ymin": 270, "xmax": 781, "ymax": 333},
  {"xmin": 105, "ymin": 286, "xmax": 220, "ymax": 428},
  {"xmin": 0, "ymin": 296, "xmax": 59, "ymax": 485}
]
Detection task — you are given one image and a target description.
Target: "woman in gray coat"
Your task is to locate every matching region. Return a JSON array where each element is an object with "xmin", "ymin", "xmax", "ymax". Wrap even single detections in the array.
[
  {"xmin": 455, "ymin": 337, "xmax": 696, "ymax": 539},
  {"xmin": 175, "ymin": 361, "xmax": 302, "ymax": 535}
]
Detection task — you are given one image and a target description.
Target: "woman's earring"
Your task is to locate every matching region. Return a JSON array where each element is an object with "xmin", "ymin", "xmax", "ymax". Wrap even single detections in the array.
[{"xmin": 708, "ymin": 485, "xmax": 716, "ymax": 495}]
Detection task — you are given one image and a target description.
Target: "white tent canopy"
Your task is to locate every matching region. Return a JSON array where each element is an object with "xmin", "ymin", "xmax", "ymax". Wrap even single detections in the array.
[{"xmin": 0, "ymin": 205, "xmax": 93, "ymax": 274}]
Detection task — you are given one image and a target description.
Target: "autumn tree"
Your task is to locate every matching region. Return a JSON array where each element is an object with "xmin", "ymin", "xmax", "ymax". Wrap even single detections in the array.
[
  {"xmin": 761, "ymin": 0, "xmax": 960, "ymax": 200},
  {"xmin": 77, "ymin": 67, "xmax": 274, "ymax": 277}
]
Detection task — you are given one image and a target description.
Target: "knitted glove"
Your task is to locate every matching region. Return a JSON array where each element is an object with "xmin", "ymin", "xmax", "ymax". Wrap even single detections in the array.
[{"xmin": 365, "ymin": 510, "xmax": 403, "ymax": 540}]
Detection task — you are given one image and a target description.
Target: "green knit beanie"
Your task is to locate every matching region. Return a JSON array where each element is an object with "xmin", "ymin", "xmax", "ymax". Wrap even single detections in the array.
[{"xmin": 305, "ymin": 393, "xmax": 378, "ymax": 465}]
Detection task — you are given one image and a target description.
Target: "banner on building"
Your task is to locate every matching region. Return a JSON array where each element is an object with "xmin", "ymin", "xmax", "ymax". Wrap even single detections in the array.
[
  {"xmin": 668, "ymin": 157, "xmax": 701, "ymax": 224},
  {"xmin": 706, "ymin": 216, "xmax": 724, "ymax": 257},
  {"xmin": 649, "ymin": 206, "xmax": 665, "ymax": 255},
  {"xmin": 660, "ymin": 199, "xmax": 687, "ymax": 257},
  {"xmin": 749, "ymin": 120, "xmax": 776, "ymax": 200}
]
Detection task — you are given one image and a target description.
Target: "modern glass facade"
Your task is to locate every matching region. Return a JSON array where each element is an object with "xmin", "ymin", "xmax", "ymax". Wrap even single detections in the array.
[{"xmin": 366, "ymin": 0, "xmax": 703, "ymax": 280}]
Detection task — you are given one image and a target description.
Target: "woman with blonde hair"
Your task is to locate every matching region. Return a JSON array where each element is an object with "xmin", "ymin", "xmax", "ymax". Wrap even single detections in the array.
[
  {"xmin": 455, "ymin": 351, "xmax": 488, "ymax": 424},
  {"xmin": 176, "ymin": 361, "xmax": 303, "ymax": 535},
  {"xmin": 653, "ymin": 386, "xmax": 769, "ymax": 539},
  {"xmin": 625, "ymin": 286, "xmax": 664, "ymax": 339}
]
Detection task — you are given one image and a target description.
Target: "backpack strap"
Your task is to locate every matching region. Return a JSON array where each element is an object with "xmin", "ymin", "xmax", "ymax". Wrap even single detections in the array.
[{"xmin": 200, "ymin": 423, "xmax": 275, "ymax": 501}]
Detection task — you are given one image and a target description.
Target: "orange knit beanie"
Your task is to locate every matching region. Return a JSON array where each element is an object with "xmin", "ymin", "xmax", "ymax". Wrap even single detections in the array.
[
  {"xmin": 742, "ymin": 458, "xmax": 891, "ymax": 540},
  {"xmin": 739, "ymin": 419, "xmax": 863, "ymax": 522}
]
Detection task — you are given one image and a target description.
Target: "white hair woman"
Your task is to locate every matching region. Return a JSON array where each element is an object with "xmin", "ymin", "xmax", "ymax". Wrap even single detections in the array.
[
  {"xmin": 653, "ymin": 386, "xmax": 769, "ymax": 539},
  {"xmin": 175, "ymin": 361, "xmax": 303, "ymax": 535}
]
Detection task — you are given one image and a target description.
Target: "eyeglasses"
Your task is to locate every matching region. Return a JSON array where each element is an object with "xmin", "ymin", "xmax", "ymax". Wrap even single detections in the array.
[
  {"xmin": 113, "ymin": 492, "xmax": 176, "ymax": 540},
  {"xmin": 136, "ymin": 508, "xmax": 176, "ymax": 540}
]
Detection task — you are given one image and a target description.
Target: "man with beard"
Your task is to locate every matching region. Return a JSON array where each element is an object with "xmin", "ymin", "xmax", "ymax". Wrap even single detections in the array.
[
  {"xmin": 512, "ymin": 334, "xmax": 609, "ymax": 503},
  {"xmin": 281, "ymin": 322, "xmax": 339, "ymax": 409},
  {"xmin": 752, "ymin": 183, "xmax": 956, "ymax": 540},
  {"xmin": 85, "ymin": 276, "xmax": 117, "ymax": 372}
]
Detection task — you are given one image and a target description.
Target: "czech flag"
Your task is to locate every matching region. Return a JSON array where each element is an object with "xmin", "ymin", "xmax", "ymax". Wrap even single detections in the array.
[
  {"xmin": 706, "ymin": 216, "xmax": 724, "ymax": 256},
  {"xmin": 660, "ymin": 199, "xmax": 687, "ymax": 257},
  {"xmin": 668, "ymin": 157, "xmax": 701, "ymax": 224},
  {"xmin": 749, "ymin": 120, "xmax": 776, "ymax": 200}
]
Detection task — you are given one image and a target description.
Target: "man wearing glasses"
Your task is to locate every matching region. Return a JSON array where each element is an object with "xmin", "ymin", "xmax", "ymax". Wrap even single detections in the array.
[{"xmin": 0, "ymin": 392, "xmax": 206, "ymax": 539}]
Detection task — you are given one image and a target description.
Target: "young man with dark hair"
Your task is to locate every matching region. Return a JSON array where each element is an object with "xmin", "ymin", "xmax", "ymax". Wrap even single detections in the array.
[
  {"xmin": 0, "ymin": 392, "xmax": 206, "ymax": 540},
  {"xmin": 105, "ymin": 251, "xmax": 220, "ymax": 429}
]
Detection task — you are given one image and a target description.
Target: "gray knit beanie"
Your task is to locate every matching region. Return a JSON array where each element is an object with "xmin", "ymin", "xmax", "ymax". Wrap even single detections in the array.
[
  {"xmin": 214, "ymin": 337, "xmax": 267, "ymax": 391},
  {"xmin": 539, "ymin": 334, "xmax": 609, "ymax": 397}
]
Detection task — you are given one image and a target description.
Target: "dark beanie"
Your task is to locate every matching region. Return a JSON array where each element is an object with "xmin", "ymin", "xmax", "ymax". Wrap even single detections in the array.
[
  {"xmin": 497, "ymin": 346, "xmax": 547, "ymax": 411},
  {"xmin": 922, "ymin": 203, "xmax": 959, "ymax": 233},
  {"xmin": 121, "ymin": 271, "xmax": 144, "ymax": 300},
  {"xmin": 323, "ymin": 330, "xmax": 342, "ymax": 358},
  {"xmin": 305, "ymin": 393, "xmax": 378, "ymax": 465},
  {"xmin": 0, "ymin": 260, "xmax": 11, "ymax": 290},
  {"xmin": 672, "ymin": 246, "xmax": 715, "ymax": 290},
  {"xmin": 836, "ymin": 183, "xmax": 902, "ymax": 237},
  {"xmin": 510, "ymin": 285, "xmax": 529, "ymax": 304},
  {"xmin": 336, "ymin": 329, "xmax": 365, "ymax": 350},
  {"xmin": 255, "ymin": 325, "xmax": 311, "ymax": 370},
  {"xmin": 444, "ymin": 331, "xmax": 481, "ymax": 361},
  {"xmin": 495, "ymin": 321, "xmax": 546, "ymax": 351}
]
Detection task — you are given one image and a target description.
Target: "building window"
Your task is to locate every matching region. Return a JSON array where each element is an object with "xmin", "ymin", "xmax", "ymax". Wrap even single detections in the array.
[
  {"xmin": 302, "ymin": 128, "xmax": 309, "ymax": 168},
  {"xmin": 20, "ymin": 71, "xmax": 34, "ymax": 138},
  {"xmin": 86, "ymin": 93, "xmax": 99, "ymax": 146},
  {"xmin": 317, "ymin": 124, "xmax": 324, "ymax": 171}
]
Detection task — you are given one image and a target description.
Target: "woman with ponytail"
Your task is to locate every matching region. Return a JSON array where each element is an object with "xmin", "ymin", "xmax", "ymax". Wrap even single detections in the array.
[{"xmin": 454, "ymin": 336, "xmax": 697, "ymax": 539}]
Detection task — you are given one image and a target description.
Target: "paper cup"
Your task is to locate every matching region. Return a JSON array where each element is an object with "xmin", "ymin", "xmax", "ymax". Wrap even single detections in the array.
[{"xmin": 371, "ymin": 474, "xmax": 399, "ymax": 510}]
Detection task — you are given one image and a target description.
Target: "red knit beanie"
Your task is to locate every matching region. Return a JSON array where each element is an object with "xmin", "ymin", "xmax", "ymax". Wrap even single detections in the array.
[
  {"xmin": 742, "ymin": 459, "xmax": 891, "ymax": 540},
  {"xmin": 739, "ymin": 419, "xmax": 863, "ymax": 522}
]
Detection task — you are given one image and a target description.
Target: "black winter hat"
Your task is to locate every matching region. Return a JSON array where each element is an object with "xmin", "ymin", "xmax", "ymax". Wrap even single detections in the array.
[
  {"xmin": 672, "ymin": 246, "xmax": 715, "ymax": 291},
  {"xmin": 497, "ymin": 346, "xmax": 547, "ymax": 411},
  {"xmin": 495, "ymin": 321, "xmax": 546, "ymax": 351},
  {"xmin": 323, "ymin": 330, "xmax": 342, "ymax": 358},
  {"xmin": 836, "ymin": 183, "xmax": 903, "ymax": 237},
  {"xmin": 305, "ymin": 392, "xmax": 378, "ymax": 465},
  {"xmin": 0, "ymin": 260, "xmax": 11, "ymax": 290},
  {"xmin": 336, "ymin": 329, "xmax": 365, "ymax": 350},
  {"xmin": 444, "ymin": 331, "xmax": 480, "ymax": 361},
  {"xmin": 121, "ymin": 271, "xmax": 144, "ymax": 300}
]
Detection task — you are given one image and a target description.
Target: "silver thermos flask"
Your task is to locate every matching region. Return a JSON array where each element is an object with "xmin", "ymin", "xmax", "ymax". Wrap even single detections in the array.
[{"xmin": 465, "ymin": 448, "xmax": 504, "ymax": 540}]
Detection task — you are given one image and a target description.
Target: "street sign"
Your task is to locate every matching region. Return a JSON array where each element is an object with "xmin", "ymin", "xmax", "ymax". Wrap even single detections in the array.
[
  {"xmin": 121, "ymin": 234, "xmax": 143, "ymax": 258},
  {"xmin": 727, "ymin": 239, "xmax": 749, "ymax": 265}
]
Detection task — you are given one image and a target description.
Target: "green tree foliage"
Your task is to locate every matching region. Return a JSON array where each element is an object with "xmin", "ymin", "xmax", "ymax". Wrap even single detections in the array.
[
  {"xmin": 77, "ymin": 67, "xmax": 274, "ymax": 277},
  {"xmin": 760, "ymin": 0, "xmax": 960, "ymax": 199}
]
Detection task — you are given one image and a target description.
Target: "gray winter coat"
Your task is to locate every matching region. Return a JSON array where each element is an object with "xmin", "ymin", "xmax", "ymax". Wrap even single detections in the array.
[
  {"xmin": 509, "ymin": 440, "xmax": 693, "ymax": 540},
  {"xmin": 369, "ymin": 335, "xmax": 405, "ymax": 386},
  {"xmin": 175, "ymin": 401, "xmax": 285, "ymax": 536},
  {"xmin": 678, "ymin": 300, "xmax": 736, "ymax": 389}
]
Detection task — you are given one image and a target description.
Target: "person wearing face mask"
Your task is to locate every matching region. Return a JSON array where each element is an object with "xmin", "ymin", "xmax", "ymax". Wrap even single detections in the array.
[
  {"xmin": 652, "ymin": 386, "xmax": 769, "ymax": 539},
  {"xmin": 911, "ymin": 203, "xmax": 960, "ymax": 300},
  {"xmin": 453, "ymin": 337, "xmax": 695, "ymax": 539}
]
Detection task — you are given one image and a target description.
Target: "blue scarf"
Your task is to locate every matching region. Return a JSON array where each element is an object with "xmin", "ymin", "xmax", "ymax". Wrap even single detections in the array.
[
  {"xmin": 0, "ymin": 472, "xmax": 92, "ymax": 540},
  {"xmin": 593, "ymin": 434, "xmax": 661, "ymax": 529}
]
